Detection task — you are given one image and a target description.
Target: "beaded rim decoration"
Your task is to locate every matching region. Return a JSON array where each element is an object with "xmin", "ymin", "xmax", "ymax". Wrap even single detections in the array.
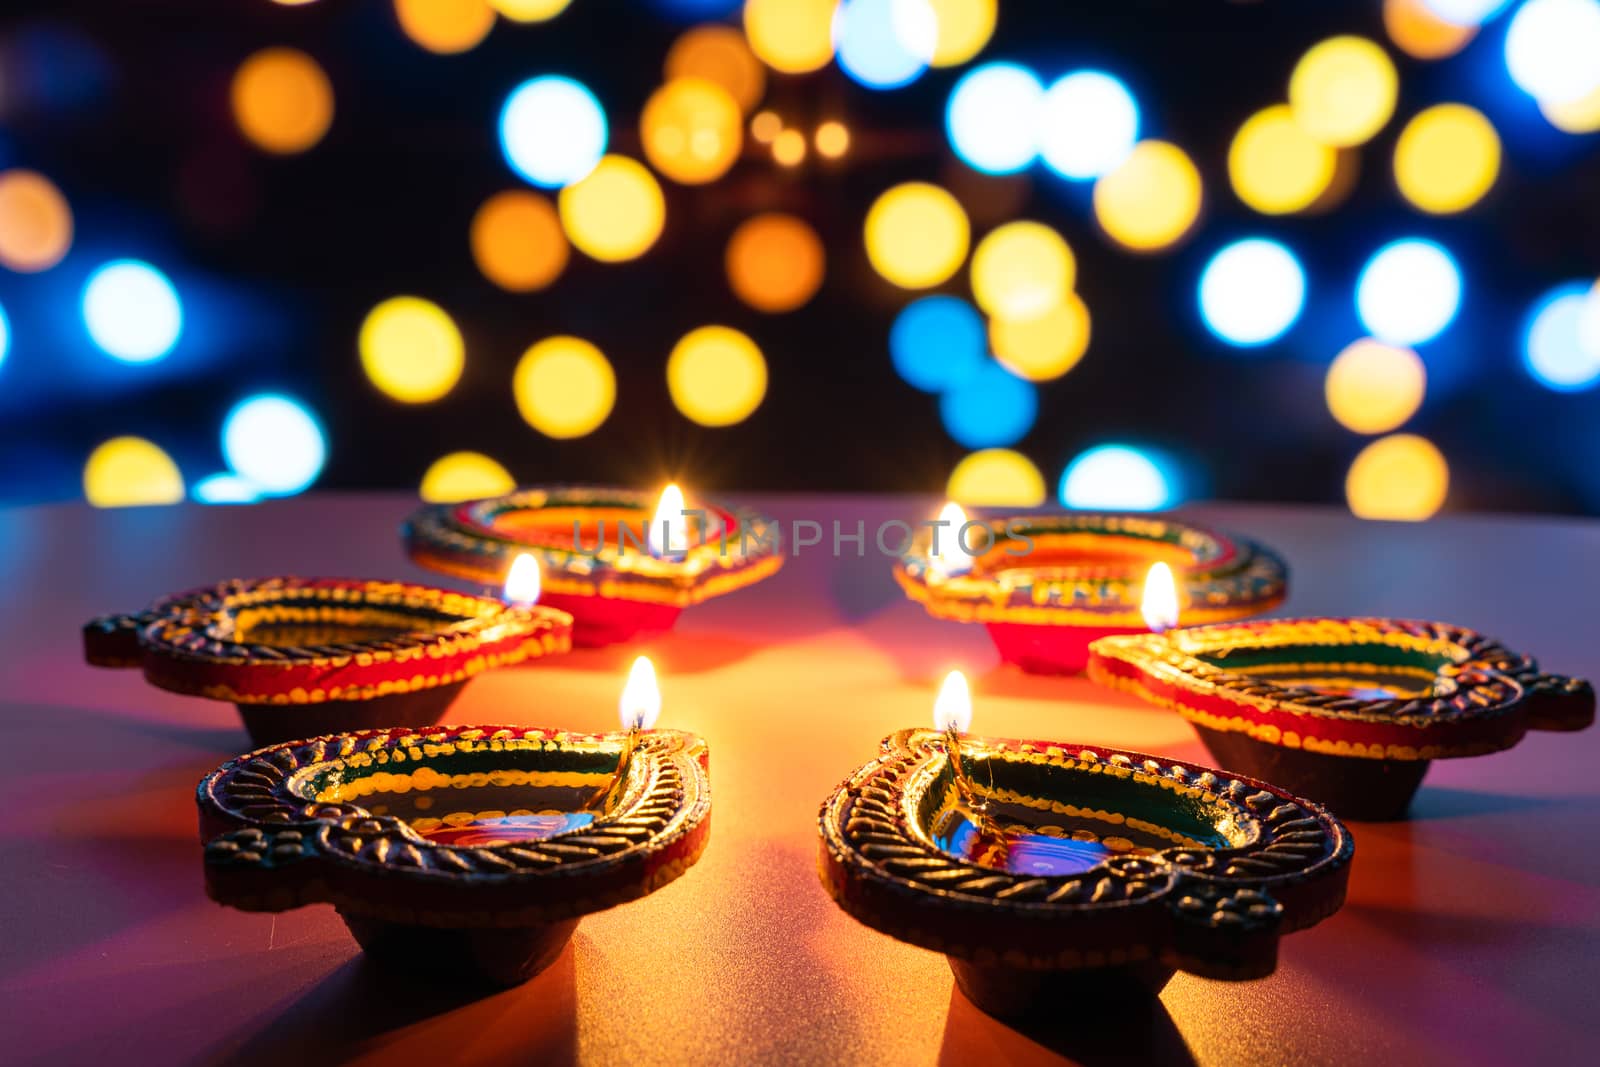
[
  {"xmin": 817, "ymin": 729, "xmax": 1351, "ymax": 980},
  {"xmin": 403, "ymin": 485, "xmax": 784, "ymax": 607},
  {"xmin": 1088, "ymin": 618, "xmax": 1595, "ymax": 760},
  {"xmin": 893, "ymin": 514, "xmax": 1287, "ymax": 628},
  {"xmin": 198, "ymin": 725, "xmax": 711, "ymax": 926}
]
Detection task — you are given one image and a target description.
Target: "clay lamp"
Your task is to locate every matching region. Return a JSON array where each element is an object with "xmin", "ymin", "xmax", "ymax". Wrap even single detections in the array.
[
  {"xmin": 817, "ymin": 671, "xmax": 1353, "ymax": 1019},
  {"xmin": 83, "ymin": 575, "xmax": 571, "ymax": 746},
  {"xmin": 892, "ymin": 505, "xmax": 1288, "ymax": 675},
  {"xmin": 403, "ymin": 483, "xmax": 784, "ymax": 647},
  {"xmin": 195, "ymin": 657, "xmax": 711, "ymax": 986}
]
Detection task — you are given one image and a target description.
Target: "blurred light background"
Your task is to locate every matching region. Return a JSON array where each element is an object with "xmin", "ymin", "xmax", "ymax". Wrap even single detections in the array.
[{"xmin": 1, "ymin": 0, "xmax": 1599, "ymax": 521}]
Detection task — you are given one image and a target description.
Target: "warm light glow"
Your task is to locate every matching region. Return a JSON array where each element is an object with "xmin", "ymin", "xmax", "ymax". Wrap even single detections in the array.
[
  {"xmin": 1394, "ymin": 104, "xmax": 1500, "ymax": 214},
  {"xmin": 929, "ymin": 0, "xmax": 997, "ymax": 67},
  {"xmin": 641, "ymin": 77, "xmax": 744, "ymax": 185},
  {"xmin": 666, "ymin": 24, "xmax": 766, "ymax": 114},
  {"xmin": 744, "ymin": 0, "xmax": 837, "ymax": 74},
  {"xmin": 946, "ymin": 449, "xmax": 1047, "ymax": 507},
  {"xmin": 1141, "ymin": 562, "xmax": 1180, "ymax": 634},
  {"xmin": 83, "ymin": 260, "xmax": 184, "ymax": 364},
  {"xmin": 933, "ymin": 669, "xmax": 972, "ymax": 734},
  {"xmin": 558, "ymin": 155, "xmax": 665, "ymax": 262},
  {"xmin": 1384, "ymin": 0, "xmax": 1477, "ymax": 60},
  {"xmin": 499, "ymin": 75, "xmax": 607, "ymax": 188},
  {"xmin": 815, "ymin": 120, "xmax": 850, "ymax": 158},
  {"xmin": 989, "ymin": 292, "xmax": 1090, "ymax": 382},
  {"xmin": 1289, "ymin": 36, "xmax": 1398, "ymax": 147},
  {"xmin": 470, "ymin": 190, "xmax": 568, "ymax": 291},
  {"xmin": 393, "ymin": 0, "xmax": 496, "ymax": 55},
  {"xmin": 513, "ymin": 336, "xmax": 616, "ymax": 438},
  {"xmin": 1092, "ymin": 141, "xmax": 1203, "ymax": 252},
  {"xmin": 358, "ymin": 296, "xmax": 464, "ymax": 403},
  {"xmin": 970, "ymin": 221, "xmax": 1074, "ymax": 321},
  {"xmin": 1228, "ymin": 105, "xmax": 1337, "ymax": 215},
  {"xmin": 420, "ymin": 451, "xmax": 516, "ymax": 503},
  {"xmin": 726, "ymin": 213, "xmax": 825, "ymax": 312},
  {"xmin": 1346, "ymin": 434, "xmax": 1449, "ymax": 521},
  {"xmin": 667, "ymin": 325, "xmax": 768, "ymax": 426},
  {"xmin": 932, "ymin": 501, "xmax": 974, "ymax": 576},
  {"xmin": 864, "ymin": 182, "xmax": 970, "ymax": 289},
  {"xmin": 750, "ymin": 110, "xmax": 781, "ymax": 143},
  {"xmin": 230, "ymin": 48, "xmax": 334, "ymax": 155},
  {"xmin": 0, "ymin": 169, "xmax": 73, "ymax": 273},
  {"xmin": 1325, "ymin": 339, "xmax": 1427, "ymax": 434},
  {"xmin": 503, "ymin": 553, "xmax": 543, "ymax": 605},
  {"xmin": 1540, "ymin": 83, "xmax": 1600, "ymax": 133},
  {"xmin": 83, "ymin": 437, "xmax": 185, "ymax": 508},
  {"xmin": 649, "ymin": 483, "xmax": 691, "ymax": 557},
  {"xmin": 620, "ymin": 656, "xmax": 663, "ymax": 731},
  {"xmin": 771, "ymin": 128, "xmax": 807, "ymax": 166},
  {"xmin": 491, "ymin": 0, "xmax": 572, "ymax": 21}
]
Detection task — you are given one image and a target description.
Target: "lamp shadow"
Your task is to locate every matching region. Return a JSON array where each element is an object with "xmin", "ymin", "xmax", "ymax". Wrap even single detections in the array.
[
  {"xmin": 1401, "ymin": 785, "xmax": 1558, "ymax": 822},
  {"xmin": 937, "ymin": 982, "xmax": 1198, "ymax": 1067}
]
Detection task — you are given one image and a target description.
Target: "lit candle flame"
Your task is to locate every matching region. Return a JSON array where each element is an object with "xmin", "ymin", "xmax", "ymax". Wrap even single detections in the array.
[
  {"xmin": 619, "ymin": 655, "xmax": 662, "ymax": 732},
  {"xmin": 648, "ymin": 482, "xmax": 691, "ymax": 558},
  {"xmin": 1141, "ymin": 561, "xmax": 1180, "ymax": 634},
  {"xmin": 932, "ymin": 501, "xmax": 973, "ymax": 577},
  {"xmin": 933, "ymin": 669, "xmax": 972, "ymax": 734},
  {"xmin": 503, "ymin": 552, "xmax": 542, "ymax": 606}
]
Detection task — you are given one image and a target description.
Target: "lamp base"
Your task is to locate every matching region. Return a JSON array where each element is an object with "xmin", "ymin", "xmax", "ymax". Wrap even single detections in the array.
[
  {"xmin": 1194, "ymin": 726, "xmax": 1430, "ymax": 822},
  {"xmin": 340, "ymin": 913, "xmax": 580, "ymax": 988},
  {"xmin": 986, "ymin": 622, "xmax": 1145, "ymax": 676},
  {"xmin": 948, "ymin": 956, "xmax": 1175, "ymax": 1020},
  {"xmin": 235, "ymin": 681, "xmax": 467, "ymax": 748},
  {"xmin": 540, "ymin": 593, "xmax": 681, "ymax": 648}
]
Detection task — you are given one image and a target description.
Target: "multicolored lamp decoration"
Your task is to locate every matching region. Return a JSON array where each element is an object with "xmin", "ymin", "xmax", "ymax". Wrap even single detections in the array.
[
  {"xmin": 404, "ymin": 484, "xmax": 784, "ymax": 647},
  {"xmin": 817, "ymin": 671, "xmax": 1353, "ymax": 1019},
  {"xmin": 196, "ymin": 656, "xmax": 711, "ymax": 986},
  {"xmin": 83, "ymin": 576, "xmax": 572, "ymax": 745}
]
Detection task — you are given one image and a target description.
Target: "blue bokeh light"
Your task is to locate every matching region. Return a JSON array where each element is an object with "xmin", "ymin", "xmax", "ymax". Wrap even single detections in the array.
[
  {"xmin": 836, "ymin": 0, "xmax": 935, "ymax": 90},
  {"xmin": 1523, "ymin": 282, "xmax": 1600, "ymax": 392},
  {"xmin": 1198, "ymin": 239, "xmax": 1306, "ymax": 347},
  {"xmin": 1038, "ymin": 71, "xmax": 1139, "ymax": 180},
  {"xmin": 1506, "ymin": 0, "xmax": 1600, "ymax": 105},
  {"xmin": 946, "ymin": 62, "xmax": 1044, "ymax": 175},
  {"xmin": 82, "ymin": 259, "xmax": 183, "ymax": 363},
  {"xmin": 1059, "ymin": 445, "xmax": 1176, "ymax": 510},
  {"xmin": 1356, "ymin": 239, "xmax": 1462, "ymax": 346},
  {"xmin": 890, "ymin": 296, "xmax": 987, "ymax": 393},
  {"xmin": 499, "ymin": 75, "xmax": 607, "ymax": 188},
  {"xmin": 193, "ymin": 473, "xmax": 263, "ymax": 505},
  {"xmin": 222, "ymin": 394, "xmax": 326, "ymax": 496},
  {"xmin": 650, "ymin": 0, "xmax": 741, "ymax": 19},
  {"xmin": 938, "ymin": 362, "xmax": 1038, "ymax": 448},
  {"xmin": 1424, "ymin": 0, "xmax": 1514, "ymax": 25},
  {"xmin": 0, "ymin": 301, "xmax": 9, "ymax": 368}
]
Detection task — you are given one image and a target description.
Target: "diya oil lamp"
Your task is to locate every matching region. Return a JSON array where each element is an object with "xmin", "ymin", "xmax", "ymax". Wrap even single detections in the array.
[
  {"xmin": 403, "ymin": 483, "xmax": 783, "ymax": 647},
  {"xmin": 1088, "ymin": 570, "xmax": 1595, "ymax": 820},
  {"xmin": 817, "ymin": 672, "xmax": 1353, "ymax": 1019},
  {"xmin": 196, "ymin": 656, "xmax": 711, "ymax": 987},
  {"xmin": 892, "ymin": 506, "xmax": 1288, "ymax": 675},
  {"xmin": 84, "ymin": 576, "xmax": 571, "ymax": 746}
]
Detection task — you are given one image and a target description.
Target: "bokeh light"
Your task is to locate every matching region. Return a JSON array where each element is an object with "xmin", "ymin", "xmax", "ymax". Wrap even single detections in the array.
[
  {"xmin": 772, "ymin": 128, "xmax": 807, "ymax": 166},
  {"xmin": 667, "ymin": 325, "xmax": 767, "ymax": 426},
  {"xmin": 928, "ymin": 0, "xmax": 997, "ymax": 67},
  {"xmin": 1093, "ymin": 141, "xmax": 1203, "ymax": 252},
  {"xmin": 665, "ymin": 24, "xmax": 766, "ymax": 113},
  {"xmin": 1393, "ymin": 104, "xmax": 1500, "ymax": 214},
  {"xmin": 499, "ymin": 75, "xmax": 607, "ymax": 188},
  {"xmin": 222, "ymin": 394, "xmax": 326, "ymax": 495},
  {"xmin": 641, "ymin": 77, "xmax": 743, "ymax": 184},
  {"xmin": 946, "ymin": 62, "xmax": 1044, "ymax": 175},
  {"xmin": 1385, "ymin": 0, "xmax": 1477, "ymax": 60},
  {"xmin": 393, "ymin": 0, "xmax": 496, "ymax": 55},
  {"xmin": 656, "ymin": 0, "xmax": 743, "ymax": 17},
  {"xmin": 491, "ymin": 0, "xmax": 572, "ymax": 21},
  {"xmin": 1038, "ymin": 71, "xmax": 1139, "ymax": 180},
  {"xmin": 82, "ymin": 260, "xmax": 183, "ymax": 364},
  {"xmin": 558, "ymin": 155, "xmax": 665, "ymax": 262},
  {"xmin": 0, "ymin": 302, "xmax": 9, "ymax": 367},
  {"xmin": 1356, "ymin": 239, "xmax": 1462, "ymax": 345},
  {"xmin": 514, "ymin": 336, "xmax": 617, "ymax": 438},
  {"xmin": 420, "ymin": 451, "xmax": 517, "ymax": 502},
  {"xmin": 1288, "ymin": 36, "xmax": 1398, "ymax": 147},
  {"xmin": 1228, "ymin": 105, "xmax": 1337, "ymax": 215},
  {"xmin": 815, "ymin": 121, "xmax": 850, "ymax": 158},
  {"xmin": 1540, "ymin": 84, "xmax": 1600, "ymax": 132},
  {"xmin": 725, "ymin": 213, "xmax": 825, "ymax": 312},
  {"xmin": 890, "ymin": 295, "xmax": 986, "ymax": 393},
  {"xmin": 1423, "ymin": 0, "xmax": 1511, "ymax": 22},
  {"xmin": 939, "ymin": 362, "xmax": 1037, "ymax": 448},
  {"xmin": 970, "ymin": 221, "xmax": 1075, "ymax": 320},
  {"xmin": 1506, "ymin": 0, "xmax": 1600, "ymax": 105},
  {"xmin": 470, "ymin": 190, "xmax": 569, "ymax": 291},
  {"xmin": 1345, "ymin": 434, "xmax": 1448, "ymax": 521},
  {"xmin": 989, "ymin": 292, "xmax": 1091, "ymax": 382},
  {"xmin": 946, "ymin": 448, "xmax": 1046, "ymax": 507},
  {"xmin": 1059, "ymin": 444, "xmax": 1175, "ymax": 510},
  {"xmin": 230, "ymin": 48, "xmax": 334, "ymax": 155},
  {"xmin": 1198, "ymin": 239, "xmax": 1306, "ymax": 347},
  {"xmin": 864, "ymin": 182, "xmax": 970, "ymax": 288},
  {"xmin": 0, "ymin": 169, "xmax": 73, "ymax": 272},
  {"xmin": 750, "ymin": 110, "xmax": 781, "ymax": 143},
  {"xmin": 358, "ymin": 296, "xmax": 464, "ymax": 403},
  {"xmin": 1325, "ymin": 338, "xmax": 1427, "ymax": 433},
  {"xmin": 743, "ymin": 0, "xmax": 837, "ymax": 74},
  {"xmin": 836, "ymin": 0, "xmax": 936, "ymax": 90},
  {"xmin": 192, "ymin": 474, "xmax": 261, "ymax": 505},
  {"xmin": 1522, "ymin": 283, "xmax": 1600, "ymax": 391},
  {"xmin": 83, "ymin": 437, "xmax": 185, "ymax": 508}
]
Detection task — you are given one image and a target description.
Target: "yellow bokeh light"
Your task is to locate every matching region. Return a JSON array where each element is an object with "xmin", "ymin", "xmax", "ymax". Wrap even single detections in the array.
[
  {"xmin": 470, "ymin": 190, "xmax": 569, "ymax": 292},
  {"xmin": 726, "ymin": 213, "xmax": 825, "ymax": 313},
  {"xmin": 990, "ymin": 292, "xmax": 1091, "ymax": 382},
  {"xmin": 490, "ymin": 0, "xmax": 571, "ymax": 22},
  {"xmin": 558, "ymin": 155, "xmax": 665, "ymax": 262},
  {"xmin": 1228, "ymin": 104, "xmax": 1337, "ymax": 215},
  {"xmin": 751, "ymin": 110, "xmax": 782, "ymax": 143},
  {"xmin": 393, "ymin": 0, "xmax": 495, "ymax": 55},
  {"xmin": 641, "ymin": 77, "xmax": 744, "ymax": 185},
  {"xmin": 83, "ymin": 437, "xmax": 185, "ymax": 508},
  {"xmin": 514, "ymin": 336, "xmax": 616, "ymax": 438},
  {"xmin": 1289, "ymin": 36, "xmax": 1398, "ymax": 147},
  {"xmin": 815, "ymin": 120, "xmax": 850, "ymax": 159},
  {"xmin": 666, "ymin": 24, "xmax": 766, "ymax": 114},
  {"xmin": 667, "ymin": 325, "xmax": 767, "ymax": 427},
  {"xmin": 1346, "ymin": 434, "xmax": 1448, "ymax": 521},
  {"xmin": 772, "ymin": 128, "xmax": 807, "ymax": 166},
  {"xmin": 230, "ymin": 48, "xmax": 334, "ymax": 156},
  {"xmin": 1540, "ymin": 83, "xmax": 1600, "ymax": 134},
  {"xmin": 1383, "ymin": 0, "xmax": 1476, "ymax": 61},
  {"xmin": 1092, "ymin": 141, "xmax": 1203, "ymax": 252},
  {"xmin": 1395, "ymin": 105, "xmax": 1500, "ymax": 217},
  {"xmin": 970, "ymin": 221, "xmax": 1075, "ymax": 321},
  {"xmin": 929, "ymin": 0, "xmax": 998, "ymax": 68},
  {"xmin": 1325, "ymin": 338, "xmax": 1427, "ymax": 435},
  {"xmin": 946, "ymin": 448, "xmax": 1046, "ymax": 507},
  {"xmin": 864, "ymin": 182, "xmax": 970, "ymax": 289},
  {"xmin": 420, "ymin": 451, "xmax": 516, "ymax": 502},
  {"xmin": 358, "ymin": 296, "xmax": 465, "ymax": 404},
  {"xmin": 0, "ymin": 169, "xmax": 72, "ymax": 273},
  {"xmin": 744, "ymin": 0, "xmax": 837, "ymax": 75}
]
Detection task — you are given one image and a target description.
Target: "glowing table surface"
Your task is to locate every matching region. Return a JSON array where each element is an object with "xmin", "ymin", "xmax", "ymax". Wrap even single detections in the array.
[{"xmin": 1, "ymin": 494, "xmax": 1596, "ymax": 1066}]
